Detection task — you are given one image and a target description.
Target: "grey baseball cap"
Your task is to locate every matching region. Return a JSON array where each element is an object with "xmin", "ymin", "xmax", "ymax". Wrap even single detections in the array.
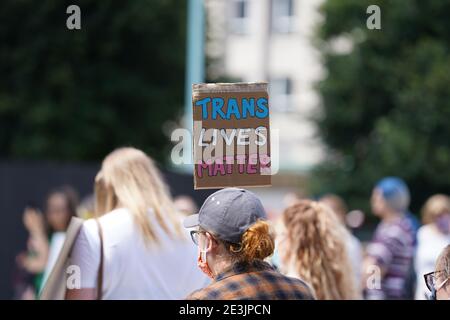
[{"xmin": 183, "ymin": 188, "xmax": 267, "ymax": 244}]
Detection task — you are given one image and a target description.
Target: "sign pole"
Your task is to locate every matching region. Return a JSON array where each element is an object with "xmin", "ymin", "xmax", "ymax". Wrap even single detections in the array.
[{"xmin": 183, "ymin": 0, "xmax": 205, "ymax": 172}]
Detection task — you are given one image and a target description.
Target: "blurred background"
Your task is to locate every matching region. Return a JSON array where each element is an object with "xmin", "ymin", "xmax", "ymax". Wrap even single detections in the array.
[{"xmin": 0, "ymin": 0, "xmax": 449, "ymax": 299}]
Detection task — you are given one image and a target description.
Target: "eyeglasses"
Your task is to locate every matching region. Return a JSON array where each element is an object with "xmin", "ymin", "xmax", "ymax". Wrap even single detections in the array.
[
  {"xmin": 424, "ymin": 270, "xmax": 449, "ymax": 293},
  {"xmin": 190, "ymin": 230, "xmax": 206, "ymax": 246}
]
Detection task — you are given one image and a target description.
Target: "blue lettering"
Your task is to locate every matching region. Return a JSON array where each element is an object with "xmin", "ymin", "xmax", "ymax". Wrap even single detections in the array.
[
  {"xmin": 256, "ymin": 98, "xmax": 268, "ymax": 118},
  {"xmin": 226, "ymin": 98, "xmax": 241, "ymax": 120},
  {"xmin": 195, "ymin": 98, "xmax": 211, "ymax": 119},
  {"xmin": 212, "ymin": 98, "xmax": 226, "ymax": 120},
  {"xmin": 242, "ymin": 98, "xmax": 255, "ymax": 119}
]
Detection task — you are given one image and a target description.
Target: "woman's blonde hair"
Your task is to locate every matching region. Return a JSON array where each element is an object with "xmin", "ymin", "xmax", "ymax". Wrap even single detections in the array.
[
  {"xmin": 218, "ymin": 220, "xmax": 275, "ymax": 263},
  {"xmin": 421, "ymin": 194, "xmax": 450, "ymax": 225},
  {"xmin": 282, "ymin": 200, "xmax": 358, "ymax": 300},
  {"xmin": 95, "ymin": 147, "xmax": 182, "ymax": 244}
]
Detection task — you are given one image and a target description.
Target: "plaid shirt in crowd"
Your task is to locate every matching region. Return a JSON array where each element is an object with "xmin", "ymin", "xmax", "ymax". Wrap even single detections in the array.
[{"xmin": 186, "ymin": 260, "xmax": 315, "ymax": 300}]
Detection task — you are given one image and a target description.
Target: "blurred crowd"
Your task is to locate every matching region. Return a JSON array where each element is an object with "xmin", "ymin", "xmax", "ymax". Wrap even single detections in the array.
[
  {"xmin": 14, "ymin": 147, "xmax": 450, "ymax": 300},
  {"xmin": 13, "ymin": 187, "xmax": 93, "ymax": 299}
]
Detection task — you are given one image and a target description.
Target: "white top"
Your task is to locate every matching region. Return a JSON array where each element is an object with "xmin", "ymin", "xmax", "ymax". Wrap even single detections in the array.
[
  {"xmin": 70, "ymin": 208, "xmax": 209, "ymax": 299},
  {"xmin": 346, "ymin": 232, "xmax": 363, "ymax": 292},
  {"xmin": 414, "ymin": 224, "xmax": 450, "ymax": 300}
]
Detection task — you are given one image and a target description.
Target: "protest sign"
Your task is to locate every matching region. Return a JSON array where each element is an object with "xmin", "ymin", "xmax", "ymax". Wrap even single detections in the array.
[{"xmin": 192, "ymin": 82, "xmax": 271, "ymax": 189}]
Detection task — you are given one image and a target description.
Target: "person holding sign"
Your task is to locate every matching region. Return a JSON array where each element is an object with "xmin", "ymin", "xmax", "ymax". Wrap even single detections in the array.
[{"xmin": 183, "ymin": 188, "xmax": 315, "ymax": 300}]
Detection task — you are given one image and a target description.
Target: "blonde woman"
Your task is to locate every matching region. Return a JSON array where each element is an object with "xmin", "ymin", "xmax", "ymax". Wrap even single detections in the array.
[
  {"xmin": 66, "ymin": 147, "xmax": 208, "ymax": 299},
  {"xmin": 415, "ymin": 194, "xmax": 450, "ymax": 299},
  {"xmin": 278, "ymin": 200, "xmax": 360, "ymax": 300}
]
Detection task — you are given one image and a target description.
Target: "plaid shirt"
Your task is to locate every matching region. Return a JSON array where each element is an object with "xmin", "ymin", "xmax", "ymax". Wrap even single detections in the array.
[{"xmin": 186, "ymin": 260, "xmax": 315, "ymax": 300}]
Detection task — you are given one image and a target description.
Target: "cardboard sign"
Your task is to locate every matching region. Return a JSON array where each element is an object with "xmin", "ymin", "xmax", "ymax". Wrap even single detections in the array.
[{"xmin": 192, "ymin": 82, "xmax": 271, "ymax": 189}]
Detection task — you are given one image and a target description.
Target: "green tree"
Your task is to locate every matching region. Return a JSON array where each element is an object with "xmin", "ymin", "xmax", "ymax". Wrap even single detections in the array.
[
  {"xmin": 312, "ymin": 0, "xmax": 450, "ymax": 213},
  {"xmin": 0, "ymin": 0, "xmax": 186, "ymax": 163}
]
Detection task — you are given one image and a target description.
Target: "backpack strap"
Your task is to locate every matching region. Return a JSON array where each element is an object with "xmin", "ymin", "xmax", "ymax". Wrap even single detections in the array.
[{"xmin": 95, "ymin": 218, "xmax": 104, "ymax": 300}]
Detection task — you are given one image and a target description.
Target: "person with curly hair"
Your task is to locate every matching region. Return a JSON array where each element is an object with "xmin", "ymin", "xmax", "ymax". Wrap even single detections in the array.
[{"xmin": 277, "ymin": 199, "xmax": 360, "ymax": 300}]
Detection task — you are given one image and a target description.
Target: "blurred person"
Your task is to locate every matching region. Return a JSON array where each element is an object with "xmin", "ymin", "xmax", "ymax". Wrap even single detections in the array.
[
  {"xmin": 424, "ymin": 245, "xmax": 450, "ymax": 300},
  {"xmin": 270, "ymin": 215, "xmax": 285, "ymax": 270},
  {"xmin": 415, "ymin": 194, "xmax": 450, "ymax": 299},
  {"xmin": 77, "ymin": 194, "xmax": 95, "ymax": 220},
  {"xmin": 40, "ymin": 186, "xmax": 79, "ymax": 292},
  {"xmin": 278, "ymin": 200, "xmax": 360, "ymax": 300},
  {"xmin": 319, "ymin": 194, "xmax": 349, "ymax": 226},
  {"xmin": 66, "ymin": 147, "xmax": 208, "ymax": 299},
  {"xmin": 283, "ymin": 192, "xmax": 301, "ymax": 208},
  {"xmin": 363, "ymin": 177, "xmax": 416, "ymax": 299},
  {"xmin": 16, "ymin": 186, "xmax": 79, "ymax": 297},
  {"xmin": 15, "ymin": 205, "xmax": 48, "ymax": 299},
  {"xmin": 184, "ymin": 188, "xmax": 315, "ymax": 300},
  {"xmin": 45, "ymin": 186, "xmax": 79, "ymax": 235},
  {"xmin": 320, "ymin": 194, "xmax": 363, "ymax": 293},
  {"xmin": 174, "ymin": 195, "xmax": 198, "ymax": 216}
]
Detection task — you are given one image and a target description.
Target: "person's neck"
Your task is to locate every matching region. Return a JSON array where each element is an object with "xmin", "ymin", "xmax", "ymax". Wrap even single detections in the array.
[
  {"xmin": 211, "ymin": 257, "xmax": 234, "ymax": 278},
  {"xmin": 382, "ymin": 209, "xmax": 403, "ymax": 222}
]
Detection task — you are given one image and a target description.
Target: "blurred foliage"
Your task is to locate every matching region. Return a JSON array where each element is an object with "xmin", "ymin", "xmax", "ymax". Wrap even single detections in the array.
[
  {"xmin": 312, "ymin": 0, "xmax": 450, "ymax": 214},
  {"xmin": 0, "ymin": 0, "xmax": 186, "ymax": 163}
]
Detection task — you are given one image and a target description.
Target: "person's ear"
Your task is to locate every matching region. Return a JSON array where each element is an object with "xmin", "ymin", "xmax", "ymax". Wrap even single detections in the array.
[{"xmin": 205, "ymin": 232, "xmax": 218, "ymax": 253}]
